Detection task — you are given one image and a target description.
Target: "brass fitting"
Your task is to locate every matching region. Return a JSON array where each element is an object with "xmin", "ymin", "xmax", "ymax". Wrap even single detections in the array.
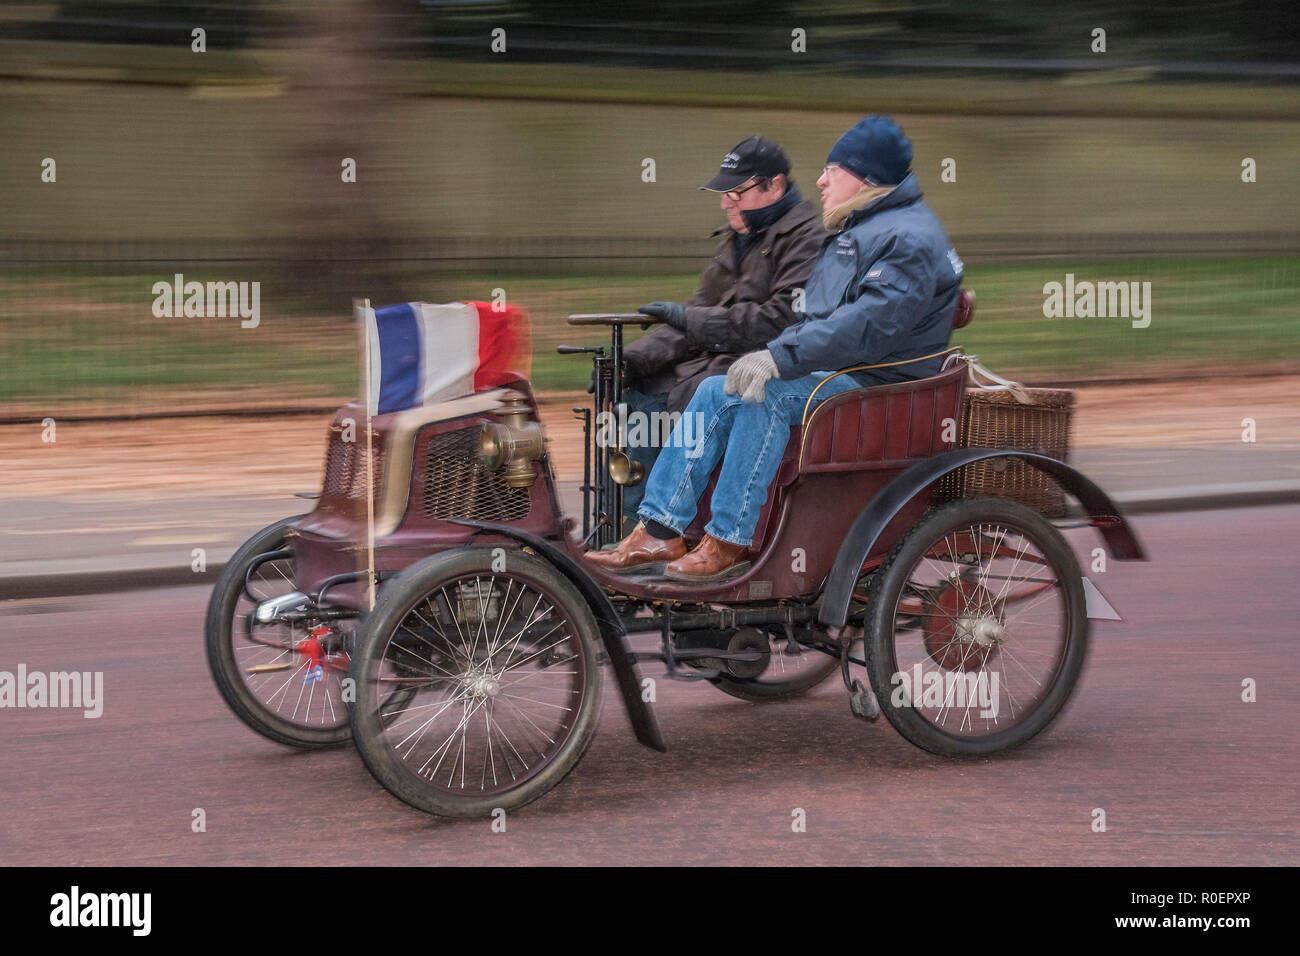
[
  {"xmin": 478, "ymin": 394, "xmax": 545, "ymax": 488},
  {"xmin": 607, "ymin": 449, "xmax": 645, "ymax": 486}
]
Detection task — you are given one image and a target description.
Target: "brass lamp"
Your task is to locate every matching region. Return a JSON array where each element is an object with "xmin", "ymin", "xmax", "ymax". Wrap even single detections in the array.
[{"xmin": 478, "ymin": 394, "xmax": 545, "ymax": 488}]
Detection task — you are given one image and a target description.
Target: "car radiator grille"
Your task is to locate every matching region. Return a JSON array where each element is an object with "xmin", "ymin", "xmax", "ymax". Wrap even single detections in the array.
[
  {"xmin": 323, "ymin": 431, "xmax": 384, "ymax": 500},
  {"xmin": 422, "ymin": 428, "xmax": 531, "ymax": 522}
]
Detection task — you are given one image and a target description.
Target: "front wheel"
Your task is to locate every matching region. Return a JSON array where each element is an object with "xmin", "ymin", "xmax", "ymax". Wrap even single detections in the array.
[
  {"xmin": 864, "ymin": 497, "xmax": 1088, "ymax": 756},
  {"xmin": 205, "ymin": 514, "xmax": 354, "ymax": 749},
  {"xmin": 349, "ymin": 547, "xmax": 603, "ymax": 818}
]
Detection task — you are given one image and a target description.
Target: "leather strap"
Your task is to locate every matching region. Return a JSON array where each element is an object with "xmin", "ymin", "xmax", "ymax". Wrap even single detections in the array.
[{"xmin": 952, "ymin": 353, "xmax": 1035, "ymax": 405}]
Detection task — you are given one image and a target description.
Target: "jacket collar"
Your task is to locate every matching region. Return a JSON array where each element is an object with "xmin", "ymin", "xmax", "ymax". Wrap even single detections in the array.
[
  {"xmin": 839, "ymin": 171, "xmax": 921, "ymax": 231},
  {"xmin": 766, "ymin": 195, "xmax": 819, "ymax": 237},
  {"xmin": 710, "ymin": 191, "xmax": 818, "ymax": 241},
  {"xmin": 739, "ymin": 183, "xmax": 802, "ymax": 235}
]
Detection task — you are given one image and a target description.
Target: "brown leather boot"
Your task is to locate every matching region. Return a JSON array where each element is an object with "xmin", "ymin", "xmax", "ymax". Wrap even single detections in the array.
[
  {"xmin": 664, "ymin": 533, "xmax": 751, "ymax": 582},
  {"xmin": 585, "ymin": 522, "xmax": 685, "ymax": 575}
]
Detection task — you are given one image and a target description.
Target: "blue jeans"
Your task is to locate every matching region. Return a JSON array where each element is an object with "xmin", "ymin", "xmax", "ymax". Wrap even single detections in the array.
[{"xmin": 636, "ymin": 372, "xmax": 863, "ymax": 546}]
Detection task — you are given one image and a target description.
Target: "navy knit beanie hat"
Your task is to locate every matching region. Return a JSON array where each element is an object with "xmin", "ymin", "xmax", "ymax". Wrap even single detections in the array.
[{"xmin": 826, "ymin": 115, "xmax": 912, "ymax": 186}]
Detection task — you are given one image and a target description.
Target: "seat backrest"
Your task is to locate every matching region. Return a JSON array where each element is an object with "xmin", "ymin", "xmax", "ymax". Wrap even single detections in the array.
[
  {"xmin": 684, "ymin": 363, "xmax": 968, "ymax": 555},
  {"xmin": 797, "ymin": 361, "xmax": 967, "ymax": 473}
]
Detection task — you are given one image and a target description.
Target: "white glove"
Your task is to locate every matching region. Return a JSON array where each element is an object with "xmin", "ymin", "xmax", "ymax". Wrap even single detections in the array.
[{"xmin": 723, "ymin": 349, "xmax": 779, "ymax": 403}]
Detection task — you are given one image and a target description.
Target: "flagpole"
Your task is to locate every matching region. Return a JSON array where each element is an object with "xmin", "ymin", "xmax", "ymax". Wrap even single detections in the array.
[{"xmin": 360, "ymin": 297, "xmax": 376, "ymax": 612}]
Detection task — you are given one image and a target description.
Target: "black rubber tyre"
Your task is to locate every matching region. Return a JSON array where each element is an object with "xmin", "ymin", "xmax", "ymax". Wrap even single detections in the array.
[
  {"xmin": 710, "ymin": 629, "xmax": 842, "ymax": 701},
  {"xmin": 349, "ymin": 547, "xmax": 603, "ymax": 818},
  {"xmin": 864, "ymin": 497, "xmax": 1088, "ymax": 756},
  {"xmin": 205, "ymin": 514, "xmax": 353, "ymax": 749}
]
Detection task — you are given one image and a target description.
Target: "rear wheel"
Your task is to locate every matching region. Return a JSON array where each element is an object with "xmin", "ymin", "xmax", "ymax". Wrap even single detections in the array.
[
  {"xmin": 864, "ymin": 497, "xmax": 1088, "ymax": 756},
  {"xmin": 349, "ymin": 548, "xmax": 603, "ymax": 818},
  {"xmin": 205, "ymin": 515, "xmax": 354, "ymax": 749}
]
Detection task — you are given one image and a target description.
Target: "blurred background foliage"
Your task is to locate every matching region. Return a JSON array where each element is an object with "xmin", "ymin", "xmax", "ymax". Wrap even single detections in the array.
[
  {"xmin": 7, "ymin": 1, "xmax": 1298, "ymax": 65},
  {"xmin": 1, "ymin": 0, "xmax": 1297, "ymax": 415}
]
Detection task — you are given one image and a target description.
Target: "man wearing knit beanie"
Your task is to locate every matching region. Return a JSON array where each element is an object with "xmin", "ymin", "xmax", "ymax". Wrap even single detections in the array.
[
  {"xmin": 819, "ymin": 114, "xmax": 914, "ymax": 229},
  {"xmin": 589, "ymin": 114, "xmax": 964, "ymax": 581}
]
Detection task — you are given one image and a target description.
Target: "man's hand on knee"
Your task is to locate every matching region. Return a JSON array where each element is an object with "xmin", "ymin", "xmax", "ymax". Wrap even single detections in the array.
[{"xmin": 724, "ymin": 349, "xmax": 779, "ymax": 403}]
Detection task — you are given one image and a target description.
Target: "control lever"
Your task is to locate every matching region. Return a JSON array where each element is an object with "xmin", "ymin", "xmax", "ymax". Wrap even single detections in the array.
[{"xmin": 556, "ymin": 345, "xmax": 605, "ymax": 355}]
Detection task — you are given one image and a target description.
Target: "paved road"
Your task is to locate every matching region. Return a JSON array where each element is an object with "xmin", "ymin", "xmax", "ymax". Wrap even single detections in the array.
[
  {"xmin": 4, "ymin": 445, "xmax": 1299, "ymax": 587},
  {"xmin": 1, "ymin": 506, "xmax": 1295, "ymax": 866}
]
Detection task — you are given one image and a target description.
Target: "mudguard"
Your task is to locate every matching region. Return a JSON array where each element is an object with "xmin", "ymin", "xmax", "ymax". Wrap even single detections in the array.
[
  {"xmin": 446, "ymin": 518, "xmax": 667, "ymax": 753},
  {"xmin": 818, "ymin": 448, "xmax": 1146, "ymax": 629}
]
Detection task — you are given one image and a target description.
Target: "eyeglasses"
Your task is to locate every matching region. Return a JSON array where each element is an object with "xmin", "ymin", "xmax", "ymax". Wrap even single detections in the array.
[
  {"xmin": 821, "ymin": 163, "xmax": 874, "ymax": 185},
  {"xmin": 724, "ymin": 180, "xmax": 766, "ymax": 202}
]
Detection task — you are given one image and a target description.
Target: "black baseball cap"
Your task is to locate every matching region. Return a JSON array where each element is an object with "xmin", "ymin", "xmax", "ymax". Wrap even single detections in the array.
[{"xmin": 700, "ymin": 135, "xmax": 792, "ymax": 192}]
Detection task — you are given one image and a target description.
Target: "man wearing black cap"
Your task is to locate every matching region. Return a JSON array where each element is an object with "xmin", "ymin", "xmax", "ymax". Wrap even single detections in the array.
[
  {"xmin": 589, "ymin": 115, "xmax": 964, "ymax": 581},
  {"xmin": 614, "ymin": 135, "xmax": 825, "ymax": 522}
]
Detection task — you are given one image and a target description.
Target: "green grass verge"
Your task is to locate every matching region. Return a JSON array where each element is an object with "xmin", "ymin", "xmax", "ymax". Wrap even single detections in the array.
[{"xmin": 1, "ymin": 256, "xmax": 1295, "ymax": 411}]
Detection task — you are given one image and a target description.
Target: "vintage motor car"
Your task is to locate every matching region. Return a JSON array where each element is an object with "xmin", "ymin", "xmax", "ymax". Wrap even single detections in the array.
[{"xmin": 205, "ymin": 293, "xmax": 1145, "ymax": 818}]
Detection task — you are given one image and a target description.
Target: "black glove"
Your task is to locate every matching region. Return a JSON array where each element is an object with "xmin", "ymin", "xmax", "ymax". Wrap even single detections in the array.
[{"xmin": 638, "ymin": 301, "xmax": 688, "ymax": 332}]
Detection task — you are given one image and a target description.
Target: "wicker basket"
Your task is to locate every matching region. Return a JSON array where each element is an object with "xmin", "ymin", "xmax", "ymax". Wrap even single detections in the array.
[{"xmin": 937, "ymin": 386, "xmax": 1075, "ymax": 516}]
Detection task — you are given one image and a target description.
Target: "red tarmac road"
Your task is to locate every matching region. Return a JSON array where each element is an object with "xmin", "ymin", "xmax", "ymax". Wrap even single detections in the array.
[{"xmin": 1, "ymin": 506, "xmax": 1295, "ymax": 866}]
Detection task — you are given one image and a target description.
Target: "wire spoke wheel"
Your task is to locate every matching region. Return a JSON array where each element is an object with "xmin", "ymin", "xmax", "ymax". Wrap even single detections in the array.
[
  {"xmin": 350, "ymin": 548, "xmax": 602, "ymax": 818},
  {"xmin": 865, "ymin": 498, "xmax": 1088, "ymax": 756},
  {"xmin": 205, "ymin": 515, "xmax": 354, "ymax": 748},
  {"xmin": 231, "ymin": 555, "xmax": 353, "ymax": 730}
]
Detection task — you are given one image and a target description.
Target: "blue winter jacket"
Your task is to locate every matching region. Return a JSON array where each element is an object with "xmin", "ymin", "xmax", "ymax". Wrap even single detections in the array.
[{"xmin": 766, "ymin": 172, "xmax": 963, "ymax": 386}]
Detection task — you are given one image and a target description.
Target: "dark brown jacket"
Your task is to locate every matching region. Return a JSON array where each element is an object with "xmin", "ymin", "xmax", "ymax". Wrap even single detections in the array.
[{"xmin": 624, "ymin": 197, "xmax": 827, "ymax": 414}]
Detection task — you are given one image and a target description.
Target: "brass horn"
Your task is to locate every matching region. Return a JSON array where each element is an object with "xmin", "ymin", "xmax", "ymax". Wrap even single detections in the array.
[{"xmin": 607, "ymin": 449, "xmax": 645, "ymax": 486}]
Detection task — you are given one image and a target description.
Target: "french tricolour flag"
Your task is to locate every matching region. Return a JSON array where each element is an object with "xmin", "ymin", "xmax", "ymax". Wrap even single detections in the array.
[{"xmin": 358, "ymin": 300, "xmax": 531, "ymax": 415}]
